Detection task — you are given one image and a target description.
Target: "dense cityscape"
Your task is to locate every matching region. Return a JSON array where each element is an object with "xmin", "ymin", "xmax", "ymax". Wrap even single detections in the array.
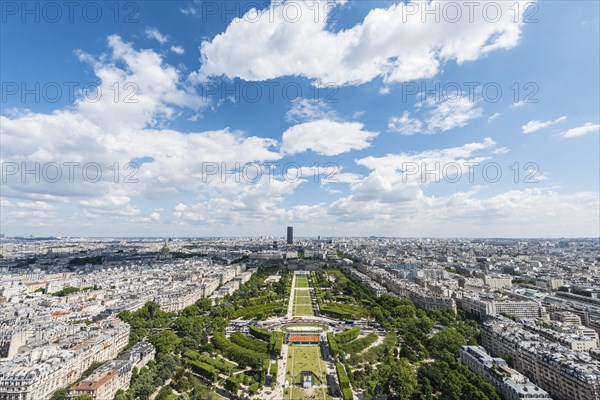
[
  {"xmin": 2, "ymin": 0, "xmax": 599, "ymax": 399},
  {"xmin": 0, "ymin": 233, "xmax": 598, "ymax": 400}
]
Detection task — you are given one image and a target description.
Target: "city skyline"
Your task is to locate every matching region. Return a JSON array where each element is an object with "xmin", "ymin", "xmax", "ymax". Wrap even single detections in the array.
[{"xmin": 1, "ymin": 1, "xmax": 599, "ymax": 238}]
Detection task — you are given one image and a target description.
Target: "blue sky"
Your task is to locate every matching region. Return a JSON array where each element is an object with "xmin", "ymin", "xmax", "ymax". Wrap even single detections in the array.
[{"xmin": 1, "ymin": 0, "xmax": 599, "ymax": 237}]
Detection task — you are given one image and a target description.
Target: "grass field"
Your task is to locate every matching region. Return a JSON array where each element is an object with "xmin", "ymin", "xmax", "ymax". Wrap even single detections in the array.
[
  {"xmin": 287, "ymin": 387, "xmax": 332, "ymax": 400},
  {"xmin": 293, "ymin": 292, "xmax": 314, "ymax": 316},
  {"xmin": 286, "ymin": 345, "xmax": 328, "ymax": 400},
  {"xmin": 295, "ymin": 276, "xmax": 309, "ymax": 288},
  {"xmin": 293, "ymin": 305, "xmax": 314, "ymax": 316}
]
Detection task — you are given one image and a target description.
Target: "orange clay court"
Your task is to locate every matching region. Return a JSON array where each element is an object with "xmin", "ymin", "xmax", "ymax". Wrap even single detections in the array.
[{"xmin": 289, "ymin": 335, "xmax": 321, "ymax": 343}]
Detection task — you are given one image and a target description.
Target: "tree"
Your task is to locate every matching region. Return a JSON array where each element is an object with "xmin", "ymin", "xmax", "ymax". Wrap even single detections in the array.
[
  {"xmin": 150, "ymin": 330, "xmax": 181, "ymax": 355},
  {"xmin": 49, "ymin": 389, "xmax": 68, "ymax": 400},
  {"xmin": 429, "ymin": 327, "xmax": 467, "ymax": 357},
  {"xmin": 390, "ymin": 359, "xmax": 417, "ymax": 400},
  {"xmin": 196, "ymin": 298, "xmax": 213, "ymax": 311}
]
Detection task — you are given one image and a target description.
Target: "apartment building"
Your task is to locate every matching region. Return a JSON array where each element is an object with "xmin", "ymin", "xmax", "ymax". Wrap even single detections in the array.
[
  {"xmin": 481, "ymin": 317, "xmax": 600, "ymax": 400},
  {"xmin": 67, "ymin": 341, "xmax": 155, "ymax": 400},
  {"xmin": 154, "ymin": 285, "xmax": 205, "ymax": 313},
  {"xmin": 460, "ymin": 345, "xmax": 552, "ymax": 400},
  {"xmin": 68, "ymin": 367, "xmax": 123, "ymax": 400},
  {"xmin": 0, "ymin": 320, "xmax": 129, "ymax": 400},
  {"xmin": 459, "ymin": 294, "xmax": 544, "ymax": 319}
]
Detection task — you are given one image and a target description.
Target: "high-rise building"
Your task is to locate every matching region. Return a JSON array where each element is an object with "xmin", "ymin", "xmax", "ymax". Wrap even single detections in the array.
[{"xmin": 287, "ymin": 226, "xmax": 293, "ymax": 244}]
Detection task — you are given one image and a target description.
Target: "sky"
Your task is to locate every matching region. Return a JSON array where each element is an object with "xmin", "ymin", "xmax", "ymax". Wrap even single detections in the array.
[{"xmin": 0, "ymin": 0, "xmax": 599, "ymax": 238}]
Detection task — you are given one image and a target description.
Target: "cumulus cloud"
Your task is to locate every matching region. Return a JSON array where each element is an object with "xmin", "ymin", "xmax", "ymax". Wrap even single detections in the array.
[
  {"xmin": 522, "ymin": 116, "xmax": 566, "ymax": 134},
  {"xmin": 280, "ymin": 120, "xmax": 378, "ymax": 156},
  {"xmin": 351, "ymin": 137, "xmax": 498, "ymax": 204},
  {"xmin": 1, "ymin": 35, "xmax": 281, "ymax": 223},
  {"xmin": 197, "ymin": 0, "xmax": 532, "ymax": 87}
]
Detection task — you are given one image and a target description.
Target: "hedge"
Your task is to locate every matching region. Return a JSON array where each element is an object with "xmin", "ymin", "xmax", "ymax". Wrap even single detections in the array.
[
  {"xmin": 340, "ymin": 333, "xmax": 378, "ymax": 354},
  {"xmin": 183, "ymin": 350, "xmax": 201, "ymax": 361},
  {"xmin": 230, "ymin": 332, "xmax": 269, "ymax": 354},
  {"xmin": 233, "ymin": 303, "xmax": 284, "ymax": 319},
  {"xmin": 349, "ymin": 333, "xmax": 397, "ymax": 365},
  {"xmin": 335, "ymin": 327, "xmax": 360, "ymax": 344},
  {"xmin": 183, "ymin": 350, "xmax": 234, "ymax": 374},
  {"xmin": 198, "ymin": 356, "xmax": 234, "ymax": 374},
  {"xmin": 269, "ymin": 361, "xmax": 278, "ymax": 381},
  {"xmin": 248, "ymin": 382, "xmax": 259, "ymax": 395},
  {"xmin": 261, "ymin": 359, "xmax": 270, "ymax": 386},
  {"xmin": 249, "ymin": 325, "xmax": 272, "ymax": 342},
  {"xmin": 327, "ymin": 332, "xmax": 340, "ymax": 357},
  {"xmin": 336, "ymin": 362, "xmax": 350, "ymax": 391},
  {"xmin": 212, "ymin": 334, "xmax": 265, "ymax": 368},
  {"xmin": 270, "ymin": 331, "xmax": 284, "ymax": 356},
  {"xmin": 188, "ymin": 360, "xmax": 219, "ymax": 382},
  {"xmin": 320, "ymin": 303, "xmax": 368, "ymax": 320},
  {"xmin": 225, "ymin": 377, "xmax": 240, "ymax": 393},
  {"xmin": 341, "ymin": 387, "xmax": 353, "ymax": 400}
]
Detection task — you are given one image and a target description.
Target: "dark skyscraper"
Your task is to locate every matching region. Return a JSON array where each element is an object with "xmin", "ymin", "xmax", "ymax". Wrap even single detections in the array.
[{"xmin": 287, "ymin": 226, "xmax": 293, "ymax": 244}]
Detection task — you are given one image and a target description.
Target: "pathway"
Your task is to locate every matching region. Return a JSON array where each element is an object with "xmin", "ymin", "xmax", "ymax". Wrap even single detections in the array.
[{"xmin": 286, "ymin": 273, "xmax": 296, "ymax": 318}]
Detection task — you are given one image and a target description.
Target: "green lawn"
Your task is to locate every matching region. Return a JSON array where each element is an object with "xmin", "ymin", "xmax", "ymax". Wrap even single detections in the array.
[
  {"xmin": 294, "ymin": 293, "xmax": 312, "ymax": 304},
  {"xmin": 287, "ymin": 387, "xmax": 331, "ymax": 400},
  {"xmin": 295, "ymin": 276, "xmax": 309, "ymax": 288},
  {"xmin": 286, "ymin": 345, "xmax": 328, "ymax": 400},
  {"xmin": 293, "ymin": 292, "xmax": 314, "ymax": 316},
  {"xmin": 293, "ymin": 304, "xmax": 314, "ymax": 316}
]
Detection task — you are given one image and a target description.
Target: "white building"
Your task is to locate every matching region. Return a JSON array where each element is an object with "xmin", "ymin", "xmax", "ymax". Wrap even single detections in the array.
[{"xmin": 461, "ymin": 345, "xmax": 552, "ymax": 400}]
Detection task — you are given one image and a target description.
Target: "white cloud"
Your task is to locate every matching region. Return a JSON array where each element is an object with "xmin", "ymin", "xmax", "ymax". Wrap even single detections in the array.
[
  {"xmin": 433, "ymin": 189, "xmax": 599, "ymax": 236},
  {"xmin": 169, "ymin": 173, "xmax": 305, "ymax": 227},
  {"xmin": 285, "ymin": 166, "xmax": 362, "ymax": 186},
  {"xmin": 493, "ymin": 147, "xmax": 510, "ymax": 155},
  {"xmin": 145, "ymin": 27, "xmax": 169, "ymax": 44},
  {"xmin": 355, "ymin": 137, "xmax": 496, "ymax": 184},
  {"xmin": 488, "ymin": 112, "xmax": 500, "ymax": 122},
  {"xmin": 285, "ymin": 98, "xmax": 337, "ymax": 123},
  {"xmin": 170, "ymin": 45, "xmax": 185, "ymax": 55},
  {"xmin": 425, "ymin": 97, "xmax": 483, "ymax": 132},
  {"xmin": 330, "ymin": 138, "xmax": 498, "ymax": 209},
  {"xmin": 197, "ymin": 1, "xmax": 532, "ymax": 87},
  {"xmin": 16, "ymin": 201, "xmax": 56, "ymax": 211},
  {"xmin": 324, "ymin": 186, "xmax": 599, "ymax": 238},
  {"xmin": 180, "ymin": 7, "xmax": 197, "ymax": 15},
  {"xmin": 389, "ymin": 96, "xmax": 483, "ymax": 135},
  {"xmin": 280, "ymin": 120, "xmax": 378, "ymax": 156},
  {"xmin": 560, "ymin": 122, "xmax": 600, "ymax": 138},
  {"xmin": 388, "ymin": 111, "xmax": 423, "ymax": 135},
  {"xmin": 0, "ymin": 35, "xmax": 282, "ymax": 224},
  {"xmin": 149, "ymin": 212, "xmax": 161, "ymax": 221},
  {"xmin": 522, "ymin": 116, "xmax": 566, "ymax": 134}
]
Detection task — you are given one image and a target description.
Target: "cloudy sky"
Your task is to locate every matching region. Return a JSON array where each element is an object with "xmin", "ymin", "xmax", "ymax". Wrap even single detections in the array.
[{"xmin": 1, "ymin": 0, "xmax": 599, "ymax": 238}]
